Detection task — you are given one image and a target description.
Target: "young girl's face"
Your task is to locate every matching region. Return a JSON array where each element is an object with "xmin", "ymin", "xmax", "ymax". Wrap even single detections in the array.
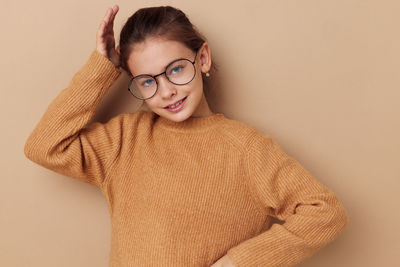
[{"xmin": 127, "ymin": 37, "xmax": 213, "ymax": 122}]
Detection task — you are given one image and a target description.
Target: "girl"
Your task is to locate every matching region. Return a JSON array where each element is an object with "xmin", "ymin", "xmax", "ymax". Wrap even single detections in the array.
[{"xmin": 24, "ymin": 5, "xmax": 348, "ymax": 267}]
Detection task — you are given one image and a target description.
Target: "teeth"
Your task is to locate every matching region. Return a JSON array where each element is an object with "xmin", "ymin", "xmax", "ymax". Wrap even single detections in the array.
[{"xmin": 169, "ymin": 98, "xmax": 183, "ymax": 108}]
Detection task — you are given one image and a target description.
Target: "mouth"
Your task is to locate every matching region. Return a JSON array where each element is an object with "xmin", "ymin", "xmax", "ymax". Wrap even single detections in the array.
[
  {"xmin": 164, "ymin": 96, "xmax": 187, "ymax": 109},
  {"xmin": 164, "ymin": 96, "xmax": 188, "ymax": 112}
]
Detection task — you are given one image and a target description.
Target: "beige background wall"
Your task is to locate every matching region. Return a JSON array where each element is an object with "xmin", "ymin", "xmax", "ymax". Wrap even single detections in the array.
[{"xmin": 2, "ymin": 0, "xmax": 399, "ymax": 266}]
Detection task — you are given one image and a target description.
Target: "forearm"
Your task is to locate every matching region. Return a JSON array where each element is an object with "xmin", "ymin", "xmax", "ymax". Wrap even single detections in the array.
[
  {"xmin": 226, "ymin": 191, "xmax": 348, "ymax": 266},
  {"xmin": 226, "ymin": 134, "xmax": 349, "ymax": 266},
  {"xmin": 24, "ymin": 50, "xmax": 122, "ymax": 183}
]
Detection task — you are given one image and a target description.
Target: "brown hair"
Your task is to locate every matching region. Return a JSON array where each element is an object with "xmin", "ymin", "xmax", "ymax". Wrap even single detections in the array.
[{"xmin": 118, "ymin": 6, "xmax": 216, "ymax": 77}]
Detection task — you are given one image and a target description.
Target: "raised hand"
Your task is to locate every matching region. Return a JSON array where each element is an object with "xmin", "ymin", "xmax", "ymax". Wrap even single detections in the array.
[{"xmin": 96, "ymin": 4, "xmax": 120, "ymax": 67}]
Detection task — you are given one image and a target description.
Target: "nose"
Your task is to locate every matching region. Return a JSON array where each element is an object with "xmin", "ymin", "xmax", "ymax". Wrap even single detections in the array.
[{"xmin": 156, "ymin": 74, "xmax": 177, "ymax": 99}]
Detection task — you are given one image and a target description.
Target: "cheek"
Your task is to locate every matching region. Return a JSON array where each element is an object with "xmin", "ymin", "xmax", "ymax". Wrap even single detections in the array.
[
  {"xmin": 145, "ymin": 98, "xmax": 159, "ymax": 108},
  {"xmin": 188, "ymin": 76, "xmax": 204, "ymax": 93},
  {"xmin": 177, "ymin": 78, "xmax": 202, "ymax": 94}
]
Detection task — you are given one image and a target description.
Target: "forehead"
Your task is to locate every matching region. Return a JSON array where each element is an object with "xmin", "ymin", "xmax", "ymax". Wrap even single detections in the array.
[{"xmin": 127, "ymin": 37, "xmax": 193, "ymax": 76}]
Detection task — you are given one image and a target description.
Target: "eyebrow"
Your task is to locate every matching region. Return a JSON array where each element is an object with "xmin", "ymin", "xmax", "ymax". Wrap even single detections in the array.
[{"xmin": 133, "ymin": 54, "xmax": 192, "ymax": 77}]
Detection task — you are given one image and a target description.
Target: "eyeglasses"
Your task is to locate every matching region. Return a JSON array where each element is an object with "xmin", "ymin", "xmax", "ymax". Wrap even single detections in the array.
[{"xmin": 128, "ymin": 50, "xmax": 198, "ymax": 100}]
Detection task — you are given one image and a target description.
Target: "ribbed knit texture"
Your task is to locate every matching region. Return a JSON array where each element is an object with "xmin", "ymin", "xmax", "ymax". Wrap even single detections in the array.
[{"xmin": 24, "ymin": 49, "xmax": 349, "ymax": 267}]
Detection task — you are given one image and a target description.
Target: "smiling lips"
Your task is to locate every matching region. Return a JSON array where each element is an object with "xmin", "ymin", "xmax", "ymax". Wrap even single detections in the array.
[
  {"xmin": 164, "ymin": 96, "xmax": 188, "ymax": 112},
  {"xmin": 164, "ymin": 96, "xmax": 187, "ymax": 109}
]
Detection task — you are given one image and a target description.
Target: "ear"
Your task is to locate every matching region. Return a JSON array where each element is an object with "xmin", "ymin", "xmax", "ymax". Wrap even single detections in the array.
[{"xmin": 198, "ymin": 42, "xmax": 212, "ymax": 74}]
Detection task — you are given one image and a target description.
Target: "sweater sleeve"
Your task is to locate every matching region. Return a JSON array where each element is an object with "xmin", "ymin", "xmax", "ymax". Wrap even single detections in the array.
[
  {"xmin": 226, "ymin": 134, "xmax": 349, "ymax": 267},
  {"xmin": 24, "ymin": 49, "xmax": 123, "ymax": 188}
]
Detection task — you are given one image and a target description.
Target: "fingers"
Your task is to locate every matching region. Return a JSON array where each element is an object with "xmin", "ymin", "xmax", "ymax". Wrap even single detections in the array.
[
  {"xmin": 96, "ymin": 20, "xmax": 105, "ymax": 44},
  {"xmin": 99, "ymin": 5, "xmax": 118, "ymax": 36},
  {"xmin": 103, "ymin": 7, "xmax": 113, "ymax": 32},
  {"xmin": 103, "ymin": 7, "xmax": 112, "ymax": 23},
  {"xmin": 109, "ymin": 5, "xmax": 119, "ymax": 32},
  {"xmin": 96, "ymin": 5, "xmax": 119, "ymax": 57},
  {"xmin": 96, "ymin": 8, "xmax": 110, "ymax": 39},
  {"xmin": 97, "ymin": 6, "xmax": 115, "ymax": 37},
  {"xmin": 110, "ymin": 5, "xmax": 119, "ymax": 25},
  {"xmin": 104, "ymin": 5, "xmax": 118, "ymax": 27}
]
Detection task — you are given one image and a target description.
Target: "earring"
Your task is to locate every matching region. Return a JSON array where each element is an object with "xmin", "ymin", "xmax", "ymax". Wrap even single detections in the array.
[{"xmin": 205, "ymin": 72, "xmax": 210, "ymax": 77}]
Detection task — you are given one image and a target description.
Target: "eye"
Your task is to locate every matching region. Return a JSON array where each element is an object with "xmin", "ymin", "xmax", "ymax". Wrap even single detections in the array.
[
  {"xmin": 170, "ymin": 65, "xmax": 183, "ymax": 75},
  {"xmin": 141, "ymin": 79, "xmax": 154, "ymax": 87}
]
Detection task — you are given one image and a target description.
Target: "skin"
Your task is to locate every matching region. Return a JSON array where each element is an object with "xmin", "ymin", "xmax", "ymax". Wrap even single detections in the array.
[
  {"xmin": 96, "ymin": 4, "xmax": 120, "ymax": 67},
  {"xmin": 96, "ymin": 4, "xmax": 215, "ymax": 121},
  {"xmin": 127, "ymin": 37, "xmax": 214, "ymax": 121},
  {"xmin": 96, "ymin": 5, "xmax": 236, "ymax": 266}
]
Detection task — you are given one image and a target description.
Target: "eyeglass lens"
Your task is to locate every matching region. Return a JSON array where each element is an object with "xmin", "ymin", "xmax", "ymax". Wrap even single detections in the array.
[{"xmin": 129, "ymin": 58, "xmax": 195, "ymax": 100}]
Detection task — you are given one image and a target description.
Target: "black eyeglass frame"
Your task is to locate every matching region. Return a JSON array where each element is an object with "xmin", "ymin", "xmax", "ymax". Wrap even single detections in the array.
[{"xmin": 128, "ymin": 50, "xmax": 199, "ymax": 100}]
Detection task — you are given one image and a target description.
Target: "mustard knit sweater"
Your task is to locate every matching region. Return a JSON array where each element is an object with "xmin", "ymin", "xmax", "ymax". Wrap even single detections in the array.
[{"xmin": 24, "ymin": 50, "xmax": 349, "ymax": 267}]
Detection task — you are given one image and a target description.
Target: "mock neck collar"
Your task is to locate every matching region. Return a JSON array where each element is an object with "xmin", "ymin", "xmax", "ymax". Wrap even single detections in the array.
[{"xmin": 155, "ymin": 112, "xmax": 226, "ymax": 132}]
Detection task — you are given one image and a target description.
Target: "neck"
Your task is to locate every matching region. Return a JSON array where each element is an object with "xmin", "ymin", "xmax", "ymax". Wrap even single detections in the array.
[{"xmin": 191, "ymin": 93, "xmax": 213, "ymax": 118}]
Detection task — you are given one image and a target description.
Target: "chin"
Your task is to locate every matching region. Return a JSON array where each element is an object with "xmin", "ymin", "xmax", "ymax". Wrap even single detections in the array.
[{"xmin": 163, "ymin": 109, "xmax": 192, "ymax": 122}]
